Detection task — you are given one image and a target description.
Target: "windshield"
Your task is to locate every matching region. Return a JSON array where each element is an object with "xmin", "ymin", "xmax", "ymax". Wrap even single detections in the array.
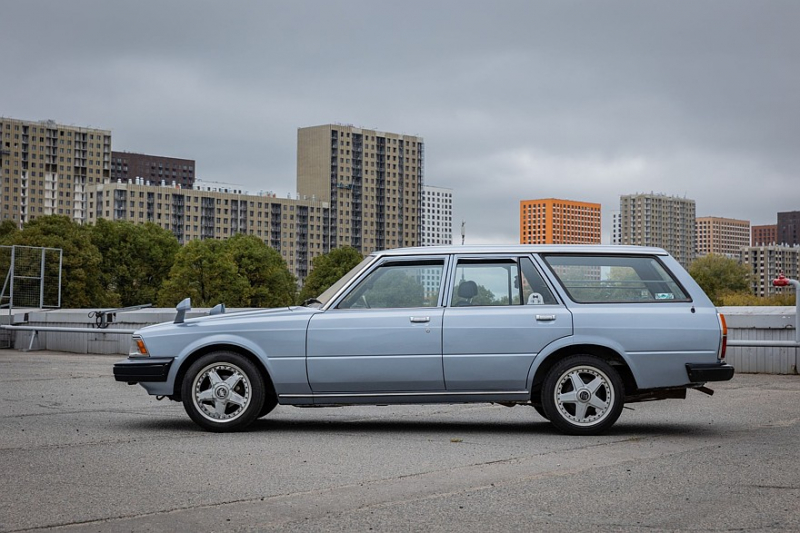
[{"xmin": 309, "ymin": 255, "xmax": 376, "ymax": 307}]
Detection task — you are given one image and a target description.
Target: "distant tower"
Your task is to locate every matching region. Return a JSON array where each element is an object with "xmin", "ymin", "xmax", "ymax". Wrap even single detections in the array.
[
  {"xmin": 619, "ymin": 193, "xmax": 696, "ymax": 267},
  {"xmin": 519, "ymin": 198, "xmax": 601, "ymax": 244},
  {"xmin": 420, "ymin": 185, "xmax": 453, "ymax": 246}
]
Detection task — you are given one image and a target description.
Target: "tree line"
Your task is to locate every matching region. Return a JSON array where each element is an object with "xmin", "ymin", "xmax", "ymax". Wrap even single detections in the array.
[{"xmin": 0, "ymin": 216, "xmax": 363, "ymax": 309}]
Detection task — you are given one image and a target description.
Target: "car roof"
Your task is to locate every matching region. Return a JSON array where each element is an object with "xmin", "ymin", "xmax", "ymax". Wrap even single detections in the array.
[{"xmin": 371, "ymin": 244, "xmax": 669, "ymax": 258}]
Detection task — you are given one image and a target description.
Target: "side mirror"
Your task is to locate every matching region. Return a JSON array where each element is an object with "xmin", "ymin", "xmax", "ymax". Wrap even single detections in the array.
[{"xmin": 174, "ymin": 298, "xmax": 192, "ymax": 324}]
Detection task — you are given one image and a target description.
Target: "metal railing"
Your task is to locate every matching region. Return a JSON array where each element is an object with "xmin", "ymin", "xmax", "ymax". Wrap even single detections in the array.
[{"xmin": 0, "ymin": 303, "xmax": 152, "ymax": 351}]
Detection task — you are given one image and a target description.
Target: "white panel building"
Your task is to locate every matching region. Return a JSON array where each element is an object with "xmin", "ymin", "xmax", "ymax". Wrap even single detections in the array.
[{"xmin": 421, "ymin": 185, "xmax": 453, "ymax": 246}]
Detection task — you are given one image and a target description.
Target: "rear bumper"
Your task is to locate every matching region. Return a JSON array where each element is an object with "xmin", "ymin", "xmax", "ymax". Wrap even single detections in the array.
[
  {"xmin": 113, "ymin": 358, "xmax": 173, "ymax": 383},
  {"xmin": 686, "ymin": 362, "xmax": 735, "ymax": 383}
]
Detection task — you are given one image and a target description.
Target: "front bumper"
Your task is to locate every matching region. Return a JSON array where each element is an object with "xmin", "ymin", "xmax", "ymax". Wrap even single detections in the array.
[
  {"xmin": 113, "ymin": 358, "xmax": 174, "ymax": 383},
  {"xmin": 686, "ymin": 362, "xmax": 735, "ymax": 383}
]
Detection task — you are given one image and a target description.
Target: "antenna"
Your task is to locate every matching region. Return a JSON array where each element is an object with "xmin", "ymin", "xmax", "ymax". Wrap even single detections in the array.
[{"xmin": 461, "ymin": 220, "xmax": 466, "ymax": 245}]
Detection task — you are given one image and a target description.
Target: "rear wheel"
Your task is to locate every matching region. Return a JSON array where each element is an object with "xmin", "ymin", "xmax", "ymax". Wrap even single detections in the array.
[
  {"xmin": 181, "ymin": 351, "xmax": 265, "ymax": 432},
  {"xmin": 542, "ymin": 355, "xmax": 624, "ymax": 435}
]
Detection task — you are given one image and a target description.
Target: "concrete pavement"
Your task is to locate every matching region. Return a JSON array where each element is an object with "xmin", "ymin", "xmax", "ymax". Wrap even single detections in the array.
[{"xmin": 0, "ymin": 350, "xmax": 798, "ymax": 532}]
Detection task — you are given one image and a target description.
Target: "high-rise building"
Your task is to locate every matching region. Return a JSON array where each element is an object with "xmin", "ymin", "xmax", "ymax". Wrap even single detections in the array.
[
  {"xmin": 777, "ymin": 211, "xmax": 800, "ymax": 245},
  {"xmin": 110, "ymin": 151, "xmax": 196, "ymax": 188},
  {"xmin": 296, "ymin": 124, "xmax": 424, "ymax": 254},
  {"xmin": 695, "ymin": 216, "xmax": 750, "ymax": 258},
  {"xmin": 618, "ymin": 193, "xmax": 696, "ymax": 266},
  {"xmin": 519, "ymin": 198, "xmax": 601, "ymax": 244},
  {"xmin": 0, "ymin": 117, "xmax": 111, "ymax": 225},
  {"xmin": 421, "ymin": 185, "xmax": 453, "ymax": 246},
  {"xmin": 740, "ymin": 245, "xmax": 800, "ymax": 297},
  {"xmin": 752, "ymin": 224, "xmax": 778, "ymax": 246}
]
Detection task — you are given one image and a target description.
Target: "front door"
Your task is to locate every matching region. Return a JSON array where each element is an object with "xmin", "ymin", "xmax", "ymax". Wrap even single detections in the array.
[{"xmin": 306, "ymin": 257, "xmax": 447, "ymax": 393}]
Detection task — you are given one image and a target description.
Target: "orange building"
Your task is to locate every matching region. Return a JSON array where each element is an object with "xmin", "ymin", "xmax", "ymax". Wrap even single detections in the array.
[{"xmin": 520, "ymin": 198, "xmax": 601, "ymax": 244}]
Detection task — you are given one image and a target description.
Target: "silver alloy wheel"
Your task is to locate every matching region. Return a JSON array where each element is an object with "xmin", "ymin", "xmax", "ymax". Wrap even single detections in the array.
[
  {"xmin": 192, "ymin": 362, "xmax": 251, "ymax": 423},
  {"xmin": 552, "ymin": 365, "xmax": 614, "ymax": 427}
]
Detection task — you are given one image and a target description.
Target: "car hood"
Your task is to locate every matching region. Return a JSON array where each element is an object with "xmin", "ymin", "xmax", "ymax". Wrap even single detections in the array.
[{"xmin": 136, "ymin": 306, "xmax": 319, "ymax": 334}]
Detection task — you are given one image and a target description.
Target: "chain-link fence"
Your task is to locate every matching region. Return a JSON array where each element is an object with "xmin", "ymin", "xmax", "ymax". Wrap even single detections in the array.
[{"xmin": 0, "ymin": 245, "xmax": 63, "ymax": 310}]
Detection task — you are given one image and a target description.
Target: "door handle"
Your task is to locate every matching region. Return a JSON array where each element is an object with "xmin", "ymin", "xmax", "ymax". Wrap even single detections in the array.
[
  {"xmin": 409, "ymin": 316, "xmax": 431, "ymax": 323},
  {"xmin": 536, "ymin": 314, "xmax": 557, "ymax": 322}
]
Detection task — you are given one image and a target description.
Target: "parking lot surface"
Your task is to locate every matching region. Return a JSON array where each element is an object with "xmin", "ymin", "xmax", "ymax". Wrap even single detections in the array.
[{"xmin": 0, "ymin": 350, "xmax": 798, "ymax": 532}]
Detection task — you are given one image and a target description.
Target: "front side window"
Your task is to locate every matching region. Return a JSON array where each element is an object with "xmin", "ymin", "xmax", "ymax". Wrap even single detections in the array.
[
  {"xmin": 542, "ymin": 254, "xmax": 689, "ymax": 303},
  {"xmin": 338, "ymin": 260, "xmax": 444, "ymax": 309}
]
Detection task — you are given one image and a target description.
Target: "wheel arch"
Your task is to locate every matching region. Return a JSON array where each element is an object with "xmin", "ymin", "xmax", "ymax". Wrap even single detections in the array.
[
  {"xmin": 171, "ymin": 343, "xmax": 276, "ymax": 401},
  {"xmin": 529, "ymin": 344, "xmax": 637, "ymax": 403}
]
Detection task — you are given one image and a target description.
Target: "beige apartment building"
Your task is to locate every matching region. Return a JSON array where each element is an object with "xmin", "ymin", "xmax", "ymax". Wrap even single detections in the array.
[
  {"xmin": 87, "ymin": 181, "xmax": 331, "ymax": 281},
  {"xmin": 618, "ymin": 193, "xmax": 696, "ymax": 266},
  {"xmin": 297, "ymin": 124, "xmax": 424, "ymax": 254},
  {"xmin": 0, "ymin": 117, "xmax": 111, "ymax": 225},
  {"xmin": 520, "ymin": 198, "xmax": 601, "ymax": 244},
  {"xmin": 695, "ymin": 216, "xmax": 750, "ymax": 258},
  {"xmin": 3, "ymin": 119, "xmax": 425, "ymax": 283}
]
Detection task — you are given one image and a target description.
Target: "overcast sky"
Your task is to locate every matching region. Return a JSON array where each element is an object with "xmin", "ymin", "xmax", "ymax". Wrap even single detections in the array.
[{"xmin": 2, "ymin": 0, "xmax": 798, "ymax": 244}]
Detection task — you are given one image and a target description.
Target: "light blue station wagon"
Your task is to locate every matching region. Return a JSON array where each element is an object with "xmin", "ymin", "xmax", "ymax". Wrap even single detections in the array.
[{"xmin": 114, "ymin": 245, "xmax": 733, "ymax": 435}]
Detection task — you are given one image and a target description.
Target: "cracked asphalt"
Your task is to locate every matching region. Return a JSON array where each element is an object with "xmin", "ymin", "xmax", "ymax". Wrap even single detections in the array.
[{"xmin": 0, "ymin": 350, "xmax": 798, "ymax": 532}]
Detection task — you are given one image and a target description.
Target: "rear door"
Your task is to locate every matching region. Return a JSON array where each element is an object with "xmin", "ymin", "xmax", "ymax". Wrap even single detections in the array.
[{"xmin": 442, "ymin": 255, "xmax": 573, "ymax": 391}]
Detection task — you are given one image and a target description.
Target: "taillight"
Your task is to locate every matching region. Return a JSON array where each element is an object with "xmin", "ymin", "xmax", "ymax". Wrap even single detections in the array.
[{"xmin": 718, "ymin": 313, "xmax": 728, "ymax": 361}]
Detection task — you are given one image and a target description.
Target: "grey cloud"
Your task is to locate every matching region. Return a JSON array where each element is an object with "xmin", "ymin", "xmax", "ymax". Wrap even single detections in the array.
[{"xmin": 2, "ymin": 0, "xmax": 798, "ymax": 243}]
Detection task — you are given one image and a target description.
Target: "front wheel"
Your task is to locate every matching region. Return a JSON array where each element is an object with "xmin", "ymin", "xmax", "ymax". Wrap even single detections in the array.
[
  {"xmin": 181, "ymin": 351, "xmax": 265, "ymax": 432},
  {"xmin": 541, "ymin": 355, "xmax": 624, "ymax": 435}
]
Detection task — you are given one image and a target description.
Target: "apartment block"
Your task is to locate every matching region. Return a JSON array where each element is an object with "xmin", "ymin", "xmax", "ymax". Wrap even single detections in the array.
[
  {"xmin": 777, "ymin": 211, "xmax": 800, "ymax": 246},
  {"xmin": 618, "ymin": 193, "xmax": 696, "ymax": 266},
  {"xmin": 0, "ymin": 117, "xmax": 111, "ymax": 225},
  {"xmin": 752, "ymin": 224, "xmax": 778, "ymax": 246},
  {"xmin": 519, "ymin": 198, "xmax": 601, "ymax": 245},
  {"xmin": 421, "ymin": 185, "xmax": 453, "ymax": 246},
  {"xmin": 611, "ymin": 210, "xmax": 621, "ymax": 245},
  {"xmin": 740, "ymin": 245, "xmax": 800, "ymax": 297},
  {"xmin": 297, "ymin": 124, "xmax": 424, "ymax": 254},
  {"xmin": 87, "ymin": 181, "xmax": 330, "ymax": 281},
  {"xmin": 110, "ymin": 151, "xmax": 195, "ymax": 188},
  {"xmin": 695, "ymin": 216, "xmax": 750, "ymax": 258}
]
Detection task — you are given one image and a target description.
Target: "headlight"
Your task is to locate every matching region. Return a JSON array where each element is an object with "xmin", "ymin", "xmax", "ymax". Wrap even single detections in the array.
[{"xmin": 129, "ymin": 335, "xmax": 149, "ymax": 357}]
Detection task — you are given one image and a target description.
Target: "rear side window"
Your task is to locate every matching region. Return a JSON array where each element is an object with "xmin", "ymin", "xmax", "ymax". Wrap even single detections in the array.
[
  {"xmin": 450, "ymin": 257, "xmax": 557, "ymax": 307},
  {"xmin": 542, "ymin": 255, "xmax": 690, "ymax": 303}
]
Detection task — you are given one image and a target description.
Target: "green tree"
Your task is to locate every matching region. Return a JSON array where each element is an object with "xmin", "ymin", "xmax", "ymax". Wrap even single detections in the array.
[
  {"xmin": 157, "ymin": 239, "xmax": 249, "ymax": 307},
  {"xmin": 689, "ymin": 254, "xmax": 752, "ymax": 305},
  {"xmin": 0, "ymin": 215, "xmax": 115, "ymax": 308},
  {"xmin": 226, "ymin": 234, "xmax": 296, "ymax": 307},
  {"xmin": 90, "ymin": 219, "xmax": 180, "ymax": 307},
  {"xmin": 299, "ymin": 247, "xmax": 363, "ymax": 303},
  {"xmin": 718, "ymin": 292, "xmax": 796, "ymax": 306},
  {"xmin": 0, "ymin": 220, "xmax": 18, "ymax": 239}
]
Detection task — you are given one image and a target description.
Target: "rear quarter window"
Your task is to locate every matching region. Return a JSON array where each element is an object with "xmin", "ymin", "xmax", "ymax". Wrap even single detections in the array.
[{"xmin": 542, "ymin": 254, "xmax": 690, "ymax": 303}]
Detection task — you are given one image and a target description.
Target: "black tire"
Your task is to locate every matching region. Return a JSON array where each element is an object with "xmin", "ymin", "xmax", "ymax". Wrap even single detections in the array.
[
  {"xmin": 258, "ymin": 380, "xmax": 278, "ymax": 418},
  {"xmin": 541, "ymin": 355, "xmax": 624, "ymax": 435},
  {"xmin": 532, "ymin": 404, "xmax": 549, "ymax": 420},
  {"xmin": 181, "ymin": 351, "xmax": 265, "ymax": 432}
]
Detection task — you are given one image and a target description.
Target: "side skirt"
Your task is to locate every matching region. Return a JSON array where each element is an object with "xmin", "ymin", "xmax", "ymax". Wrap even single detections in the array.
[{"xmin": 278, "ymin": 390, "xmax": 531, "ymax": 406}]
